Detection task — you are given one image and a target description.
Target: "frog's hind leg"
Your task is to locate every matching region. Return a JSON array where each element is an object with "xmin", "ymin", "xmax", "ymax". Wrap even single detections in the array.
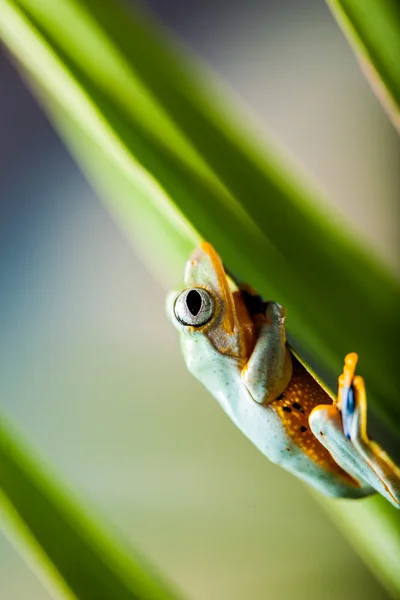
[
  {"xmin": 345, "ymin": 369, "xmax": 400, "ymax": 507},
  {"xmin": 310, "ymin": 354, "xmax": 400, "ymax": 507},
  {"xmin": 309, "ymin": 404, "xmax": 374, "ymax": 498}
]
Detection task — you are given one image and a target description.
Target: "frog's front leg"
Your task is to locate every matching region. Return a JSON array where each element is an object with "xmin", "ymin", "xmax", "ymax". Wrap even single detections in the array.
[
  {"xmin": 310, "ymin": 354, "xmax": 400, "ymax": 508},
  {"xmin": 241, "ymin": 301, "xmax": 293, "ymax": 404}
]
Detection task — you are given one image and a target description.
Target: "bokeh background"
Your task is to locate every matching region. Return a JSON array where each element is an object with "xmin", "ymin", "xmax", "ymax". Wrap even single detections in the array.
[{"xmin": 1, "ymin": 1, "xmax": 399, "ymax": 599}]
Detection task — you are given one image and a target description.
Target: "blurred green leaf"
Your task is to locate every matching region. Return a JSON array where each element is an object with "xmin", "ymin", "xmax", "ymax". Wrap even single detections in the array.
[
  {"xmin": 2, "ymin": 0, "xmax": 400, "ymax": 428},
  {"xmin": 1, "ymin": 0, "xmax": 400, "ymax": 598},
  {"xmin": 326, "ymin": 495, "xmax": 400, "ymax": 598},
  {"xmin": 0, "ymin": 417, "xmax": 182, "ymax": 600},
  {"xmin": 327, "ymin": 0, "xmax": 400, "ymax": 132}
]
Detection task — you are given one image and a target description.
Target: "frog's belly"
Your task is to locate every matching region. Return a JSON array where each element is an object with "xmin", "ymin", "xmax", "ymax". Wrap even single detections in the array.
[
  {"xmin": 213, "ymin": 374, "xmax": 361, "ymax": 497},
  {"xmin": 227, "ymin": 388, "xmax": 314, "ymax": 468},
  {"xmin": 186, "ymin": 345, "xmax": 362, "ymax": 497}
]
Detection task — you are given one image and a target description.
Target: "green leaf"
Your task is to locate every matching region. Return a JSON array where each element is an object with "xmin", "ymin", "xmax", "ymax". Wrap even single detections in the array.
[
  {"xmin": 326, "ymin": 0, "xmax": 400, "ymax": 132},
  {"xmin": 2, "ymin": 0, "xmax": 400, "ymax": 429},
  {"xmin": 326, "ymin": 495, "xmax": 400, "ymax": 597},
  {"xmin": 0, "ymin": 417, "xmax": 182, "ymax": 600},
  {"xmin": 1, "ymin": 0, "xmax": 400, "ymax": 598}
]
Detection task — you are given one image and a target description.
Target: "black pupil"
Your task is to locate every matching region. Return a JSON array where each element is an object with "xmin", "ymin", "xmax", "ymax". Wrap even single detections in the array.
[{"xmin": 186, "ymin": 290, "xmax": 202, "ymax": 316}]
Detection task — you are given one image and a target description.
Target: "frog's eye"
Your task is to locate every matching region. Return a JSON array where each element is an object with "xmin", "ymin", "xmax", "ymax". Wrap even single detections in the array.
[{"xmin": 174, "ymin": 288, "xmax": 214, "ymax": 327}]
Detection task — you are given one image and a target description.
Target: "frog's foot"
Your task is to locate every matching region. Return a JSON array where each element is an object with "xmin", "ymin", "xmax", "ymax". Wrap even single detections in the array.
[
  {"xmin": 339, "ymin": 356, "xmax": 400, "ymax": 506},
  {"xmin": 337, "ymin": 352, "xmax": 359, "ymax": 439},
  {"xmin": 310, "ymin": 354, "xmax": 400, "ymax": 508},
  {"xmin": 241, "ymin": 301, "xmax": 292, "ymax": 405}
]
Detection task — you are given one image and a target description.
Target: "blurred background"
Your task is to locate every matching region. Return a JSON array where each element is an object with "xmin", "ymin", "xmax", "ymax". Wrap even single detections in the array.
[{"xmin": 0, "ymin": 0, "xmax": 399, "ymax": 599}]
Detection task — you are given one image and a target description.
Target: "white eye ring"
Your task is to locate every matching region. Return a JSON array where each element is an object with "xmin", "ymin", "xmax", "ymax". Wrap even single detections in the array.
[{"xmin": 174, "ymin": 288, "xmax": 214, "ymax": 327}]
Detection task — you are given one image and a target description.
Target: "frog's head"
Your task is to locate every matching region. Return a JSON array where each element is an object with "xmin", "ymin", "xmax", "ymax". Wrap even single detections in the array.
[{"xmin": 167, "ymin": 242, "xmax": 256, "ymax": 361}]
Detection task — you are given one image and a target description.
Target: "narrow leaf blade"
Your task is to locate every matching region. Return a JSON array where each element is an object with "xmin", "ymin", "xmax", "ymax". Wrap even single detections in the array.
[
  {"xmin": 0, "ymin": 416, "xmax": 182, "ymax": 600},
  {"xmin": 326, "ymin": 0, "xmax": 400, "ymax": 132}
]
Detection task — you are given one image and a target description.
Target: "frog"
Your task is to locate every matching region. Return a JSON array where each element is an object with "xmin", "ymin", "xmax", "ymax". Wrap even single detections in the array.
[{"xmin": 167, "ymin": 242, "xmax": 400, "ymax": 507}]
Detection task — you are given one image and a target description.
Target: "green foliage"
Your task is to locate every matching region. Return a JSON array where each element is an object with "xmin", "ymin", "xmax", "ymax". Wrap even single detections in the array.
[
  {"xmin": 2, "ymin": 0, "xmax": 400, "ymax": 428},
  {"xmin": 0, "ymin": 0, "xmax": 399, "ymax": 598},
  {"xmin": 0, "ymin": 418, "xmax": 181, "ymax": 600},
  {"xmin": 327, "ymin": 0, "xmax": 400, "ymax": 132},
  {"xmin": 327, "ymin": 495, "xmax": 400, "ymax": 597}
]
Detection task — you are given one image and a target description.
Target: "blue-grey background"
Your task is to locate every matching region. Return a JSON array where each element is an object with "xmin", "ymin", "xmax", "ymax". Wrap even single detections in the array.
[{"xmin": 0, "ymin": 1, "xmax": 399, "ymax": 598}]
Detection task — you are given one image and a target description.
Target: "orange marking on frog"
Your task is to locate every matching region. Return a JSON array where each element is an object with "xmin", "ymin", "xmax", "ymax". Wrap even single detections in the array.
[{"xmin": 270, "ymin": 355, "xmax": 359, "ymax": 485}]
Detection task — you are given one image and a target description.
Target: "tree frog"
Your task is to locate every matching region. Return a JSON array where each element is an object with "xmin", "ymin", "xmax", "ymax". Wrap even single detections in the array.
[{"xmin": 167, "ymin": 242, "xmax": 400, "ymax": 507}]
